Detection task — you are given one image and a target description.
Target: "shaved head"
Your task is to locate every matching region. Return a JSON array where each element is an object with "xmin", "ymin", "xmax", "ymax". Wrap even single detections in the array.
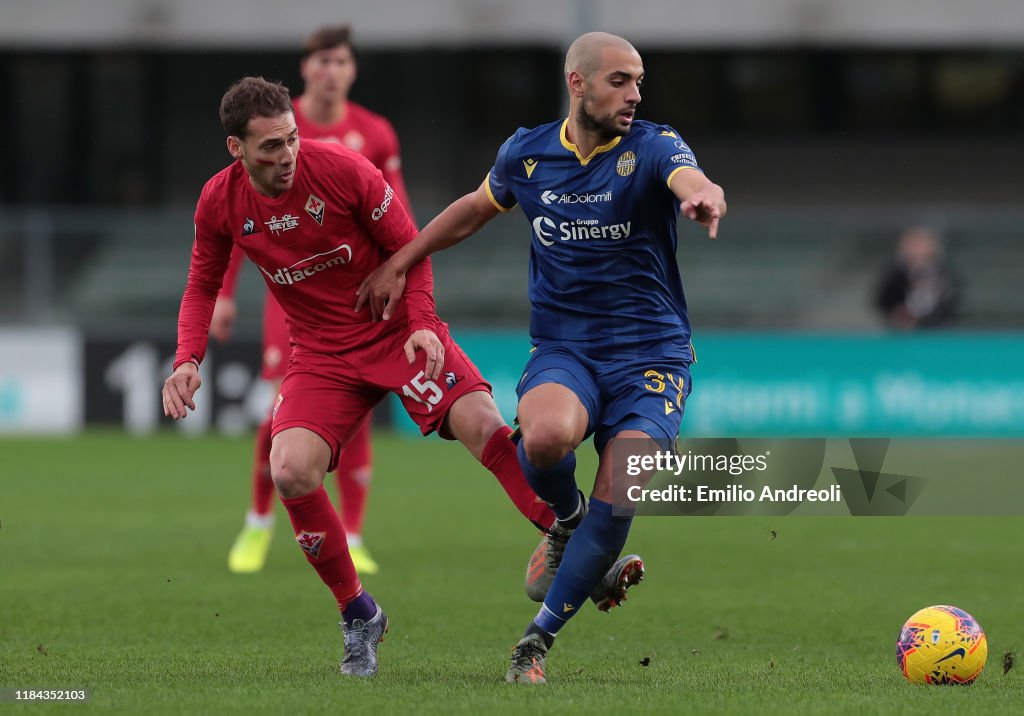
[{"xmin": 564, "ymin": 32, "xmax": 639, "ymax": 80}]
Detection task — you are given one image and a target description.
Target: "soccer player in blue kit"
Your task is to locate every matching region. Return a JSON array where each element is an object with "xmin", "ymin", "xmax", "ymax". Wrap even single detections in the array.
[{"xmin": 357, "ymin": 31, "xmax": 726, "ymax": 683}]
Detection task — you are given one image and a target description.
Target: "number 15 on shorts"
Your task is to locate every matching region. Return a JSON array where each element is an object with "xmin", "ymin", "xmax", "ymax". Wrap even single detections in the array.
[{"xmin": 402, "ymin": 371, "xmax": 443, "ymax": 412}]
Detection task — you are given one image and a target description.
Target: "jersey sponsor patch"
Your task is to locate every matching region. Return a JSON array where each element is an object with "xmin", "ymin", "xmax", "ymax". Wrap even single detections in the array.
[
  {"xmin": 304, "ymin": 194, "xmax": 326, "ymax": 225},
  {"xmin": 371, "ymin": 185, "xmax": 394, "ymax": 221},
  {"xmin": 257, "ymin": 243, "xmax": 353, "ymax": 286},
  {"xmin": 265, "ymin": 214, "xmax": 300, "ymax": 235}
]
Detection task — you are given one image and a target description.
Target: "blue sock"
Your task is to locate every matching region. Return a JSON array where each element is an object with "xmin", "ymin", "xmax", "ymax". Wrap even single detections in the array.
[
  {"xmin": 533, "ymin": 498, "xmax": 632, "ymax": 636},
  {"xmin": 516, "ymin": 440, "xmax": 581, "ymax": 522},
  {"xmin": 342, "ymin": 591, "xmax": 377, "ymax": 625}
]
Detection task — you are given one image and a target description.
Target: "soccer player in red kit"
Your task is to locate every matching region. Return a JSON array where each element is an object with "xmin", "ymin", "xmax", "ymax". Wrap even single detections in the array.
[
  {"xmin": 163, "ymin": 77, "xmax": 555, "ymax": 676},
  {"xmin": 214, "ymin": 26, "xmax": 411, "ymax": 575}
]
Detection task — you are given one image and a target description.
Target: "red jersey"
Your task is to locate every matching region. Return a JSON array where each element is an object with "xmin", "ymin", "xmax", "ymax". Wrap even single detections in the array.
[
  {"xmin": 219, "ymin": 99, "xmax": 413, "ymax": 299},
  {"xmin": 175, "ymin": 140, "xmax": 436, "ymax": 369}
]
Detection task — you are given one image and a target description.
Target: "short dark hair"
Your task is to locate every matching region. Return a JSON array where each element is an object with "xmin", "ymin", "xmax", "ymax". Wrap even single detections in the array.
[
  {"xmin": 219, "ymin": 77, "xmax": 293, "ymax": 138},
  {"xmin": 302, "ymin": 24, "xmax": 355, "ymax": 58}
]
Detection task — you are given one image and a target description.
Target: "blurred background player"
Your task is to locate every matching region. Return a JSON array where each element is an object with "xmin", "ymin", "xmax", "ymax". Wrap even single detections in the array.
[
  {"xmin": 874, "ymin": 225, "xmax": 961, "ymax": 330},
  {"xmin": 214, "ymin": 25, "xmax": 415, "ymax": 575}
]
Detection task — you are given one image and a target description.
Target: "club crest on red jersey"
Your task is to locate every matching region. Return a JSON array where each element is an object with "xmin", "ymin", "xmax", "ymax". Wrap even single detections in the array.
[
  {"xmin": 304, "ymin": 194, "xmax": 326, "ymax": 226},
  {"xmin": 295, "ymin": 531, "xmax": 326, "ymax": 558},
  {"xmin": 445, "ymin": 371, "xmax": 463, "ymax": 389}
]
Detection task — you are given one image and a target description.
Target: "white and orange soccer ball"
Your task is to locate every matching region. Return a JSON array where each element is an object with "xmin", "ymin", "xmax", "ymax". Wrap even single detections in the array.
[{"xmin": 896, "ymin": 605, "xmax": 987, "ymax": 685}]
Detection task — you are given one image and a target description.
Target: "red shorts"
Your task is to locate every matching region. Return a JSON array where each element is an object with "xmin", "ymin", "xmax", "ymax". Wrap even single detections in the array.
[
  {"xmin": 261, "ymin": 292, "xmax": 291, "ymax": 380},
  {"xmin": 271, "ymin": 322, "xmax": 490, "ymax": 472}
]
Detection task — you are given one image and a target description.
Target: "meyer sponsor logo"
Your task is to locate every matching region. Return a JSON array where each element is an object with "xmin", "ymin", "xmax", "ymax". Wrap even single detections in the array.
[
  {"xmin": 371, "ymin": 185, "xmax": 394, "ymax": 221},
  {"xmin": 531, "ymin": 216, "xmax": 631, "ymax": 246},
  {"xmin": 265, "ymin": 214, "xmax": 300, "ymax": 236},
  {"xmin": 541, "ymin": 189, "xmax": 612, "ymax": 205},
  {"xmin": 258, "ymin": 243, "xmax": 353, "ymax": 286}
]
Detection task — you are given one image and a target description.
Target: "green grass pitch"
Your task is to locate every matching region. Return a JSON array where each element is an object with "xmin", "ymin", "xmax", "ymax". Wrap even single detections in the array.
[{"xmin": 1, "ymin": 432, "xmax": 1020, "ymax": 714}]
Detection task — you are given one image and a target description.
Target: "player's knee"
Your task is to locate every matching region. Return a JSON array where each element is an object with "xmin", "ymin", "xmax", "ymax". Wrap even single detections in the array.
[
  {"xmin": 270, "ymin": 453, "xmax": 321, "ymax": 498},
  {"xmin": 468, "ymin": 410, "xmax": 506, "ymax": 450},
  {"xmin": 522, "ymin": 428, "xmax": 575, "ymax": 468}
]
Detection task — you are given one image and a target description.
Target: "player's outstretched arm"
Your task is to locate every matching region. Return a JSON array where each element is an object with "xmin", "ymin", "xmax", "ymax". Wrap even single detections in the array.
[
  {"xmin": 356, "ymin": 184, "xmax": 500, "ymax": 320},
  {"xmin": 162, "ymin": 362, "xmax": 202, "ymax": 420},
  {"xmin": 671, "ymin": 169, "xmax": 727, "ymax": 239}
]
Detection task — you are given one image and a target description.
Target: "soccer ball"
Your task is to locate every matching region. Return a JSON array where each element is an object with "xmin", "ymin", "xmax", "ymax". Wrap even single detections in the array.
[{"xmin": 896, "ymin": 605, "xmax": 987, "ymax": 685}]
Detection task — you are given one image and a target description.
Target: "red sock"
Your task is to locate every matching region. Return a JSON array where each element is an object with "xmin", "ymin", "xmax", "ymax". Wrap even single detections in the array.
[
  {"xmin": 251, "ymin": 416, "xmax": 276, "ymax": 516},
  {"xmin": 335, "ymin": 417, "xmax": 372, "ymax": 536},
  {"xmin": 280, "ymin": 486, "xmax": 362, "ymax": 611},
  {"xmin": 481, "ymin": 426, "xmax": 555, "ymax": 531}
]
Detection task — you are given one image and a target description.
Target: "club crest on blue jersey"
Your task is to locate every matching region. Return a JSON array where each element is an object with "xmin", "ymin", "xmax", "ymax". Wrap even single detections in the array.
[
  {"xmin": 305, "ymin": 194, "xmax": 326, "ymax": 226},
  {"xmin": 616, "ymin": 151, "xmax": 636, "ymax": 176}
]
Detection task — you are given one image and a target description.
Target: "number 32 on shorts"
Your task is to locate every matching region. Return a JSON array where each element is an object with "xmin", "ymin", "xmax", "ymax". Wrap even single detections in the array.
[{"xmin": 402, "ymin": 370, "xmax": 443, "ymax": 411}]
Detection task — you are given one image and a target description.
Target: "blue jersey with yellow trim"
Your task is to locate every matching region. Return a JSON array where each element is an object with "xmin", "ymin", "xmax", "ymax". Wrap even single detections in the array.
[{"xmin": 486, "ymin": 118, "xmax": 701, "ymax": 356}]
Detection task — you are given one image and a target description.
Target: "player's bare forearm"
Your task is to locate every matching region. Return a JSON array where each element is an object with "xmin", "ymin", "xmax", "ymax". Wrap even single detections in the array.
[
  {"xmin": 670, "ymin": 169, "xmax": 727, "ymax": 239},
  {"xmin": 391, "ymin": 187, "xmax": 499, "ymax": 273},
  {"xmin": 357, "ymin": 186, "xmax": 499, "ymax": 318}
]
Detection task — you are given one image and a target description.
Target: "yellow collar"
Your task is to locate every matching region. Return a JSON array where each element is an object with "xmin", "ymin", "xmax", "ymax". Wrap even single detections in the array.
[{"xmin": 559, "ymin": 119, "xmax": 621, "ymax": 166}]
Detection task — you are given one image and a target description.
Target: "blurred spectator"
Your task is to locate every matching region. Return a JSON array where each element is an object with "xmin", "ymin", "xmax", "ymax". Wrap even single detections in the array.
[{"xmin": 875, "ymin": 226, "xmax": 961, "ymax": 329}]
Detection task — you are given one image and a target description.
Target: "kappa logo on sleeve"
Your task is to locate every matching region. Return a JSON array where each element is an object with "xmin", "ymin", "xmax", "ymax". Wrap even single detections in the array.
[{"xmin": 295, "ymin": 531, "xmax": 327, "ymax": 558}]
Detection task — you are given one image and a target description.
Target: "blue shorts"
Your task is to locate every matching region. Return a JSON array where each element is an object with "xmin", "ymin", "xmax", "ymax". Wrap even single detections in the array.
[{"xmin": 516, "ymin": 341, "xmax": 693, "ymax": 455}]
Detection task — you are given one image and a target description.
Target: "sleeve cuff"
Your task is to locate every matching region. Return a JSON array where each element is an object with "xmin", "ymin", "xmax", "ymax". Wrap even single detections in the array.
[{"xmin": 482, "ymin": 176, "xmax": 517, "ymax": 213}]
